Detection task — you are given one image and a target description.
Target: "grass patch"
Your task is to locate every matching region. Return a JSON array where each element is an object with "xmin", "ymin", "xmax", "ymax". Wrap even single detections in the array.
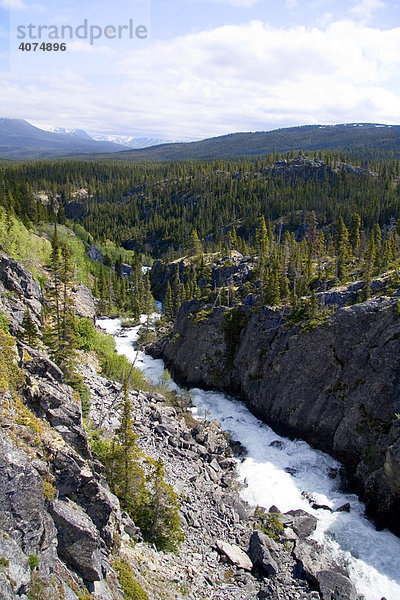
[{"xmin": 114, "ymin": 560, "xmax": 149, "ymax": 600}]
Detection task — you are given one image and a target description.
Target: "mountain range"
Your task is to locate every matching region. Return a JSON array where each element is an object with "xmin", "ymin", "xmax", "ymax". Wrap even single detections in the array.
[
  {"xmin": 0, "ymin": 119, "xmax": 127, "ymax": 159},
  {"xmin": 111, "ymin": 122, "xmax": 400, "ymax": 161},
  {"xmin": 1, "ymin": 119, "xmax": 400, "ymax": 161}
]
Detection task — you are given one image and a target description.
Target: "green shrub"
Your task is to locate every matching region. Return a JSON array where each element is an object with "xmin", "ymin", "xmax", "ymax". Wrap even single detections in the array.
[
  {"xmin": 0, "ymin": 330, "xmax": 25, "ymax": 393},
  {"xmin": 0, "ymin": 312, "xmax": 10, "ymax": 333},
  {"xmin": 114, "ymin": 560, "xmax": 149, "ymax": 600},
  {"xmin": 42, "ymin": 480, "xmax": 56, "ymax": 500},
  {"xmin": 29, "ymin": 555, "xmax": 39, "ymax": 571},
  {"xmin": 254, "ymin": 506, "xmax": 284, "ymax": 541}
]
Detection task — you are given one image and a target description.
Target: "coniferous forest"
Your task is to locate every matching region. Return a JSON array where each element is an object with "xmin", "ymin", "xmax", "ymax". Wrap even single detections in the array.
[{"xmin": 2, "ymin": 150, "xmax": 400, "ymax": 320}]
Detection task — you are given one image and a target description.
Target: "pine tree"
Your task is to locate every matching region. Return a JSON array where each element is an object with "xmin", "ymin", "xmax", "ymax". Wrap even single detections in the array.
[
  {"xmin": 107, "ymin": 384, "xmax": 145, "ymax": 515},
  {"xmin": 22, "ymin": 309, "xmax": 38, "ymax": 347},
  {"xmin": 362, "ymin": 236, "xmax": 376, "ymax": 299},
  {"xmin": 334, "ymin": 217, "xmax": 351, "ymax": 281},
  {"xmin": 43, "ymin": 225, "xmax": 62, "ymax": 356},
  {"xmin": 163, "ymin": 282, "xmax": 174, "ymax": 319},
  {"xmin": 349, "ymin": 213, "xmax": 361, "ymax": 256},
  {"xmin": 137, "ymin": 458, "xmax": 183, "ymax": 552},
  {"xmin": 44, "ymin": 230, "xmax": 77, "ymax": 370},
  {"xmin": 187, "ymin": 230, "xmax": 202, "ymax": 256}
]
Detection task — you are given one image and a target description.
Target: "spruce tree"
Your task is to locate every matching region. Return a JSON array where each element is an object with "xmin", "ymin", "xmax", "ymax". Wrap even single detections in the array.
[
  {"xmin": 349, "ymin": 213, "xmax": 361, "ymax": 256},
  {"xmin": 22, "ymin": 309, "xmax": 38, "ymax": 347},
  {"xmin": 137, "ymin": 458, "xmax": 183, "ymax": 552}
]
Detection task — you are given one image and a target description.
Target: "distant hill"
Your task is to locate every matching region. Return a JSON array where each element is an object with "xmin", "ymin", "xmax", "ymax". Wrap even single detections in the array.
[
  {"xmin": 0, "ymin": 119, "xmax": 127, "ymax": 159},
  {"xmin": 103, "ymin": 123, "xmax": 400, "ymax": 162}
]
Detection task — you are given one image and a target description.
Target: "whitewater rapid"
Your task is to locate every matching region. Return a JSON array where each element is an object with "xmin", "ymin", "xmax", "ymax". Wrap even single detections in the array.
[{"xmin": 98, "ymin": 317, "xmax": 400, "ymax": 600}]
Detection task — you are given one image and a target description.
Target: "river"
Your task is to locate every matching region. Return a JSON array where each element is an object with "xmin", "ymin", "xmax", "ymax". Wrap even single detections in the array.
[{"xmin": 98, "ymin": 317, "xmax": 400, "ymax": 600}]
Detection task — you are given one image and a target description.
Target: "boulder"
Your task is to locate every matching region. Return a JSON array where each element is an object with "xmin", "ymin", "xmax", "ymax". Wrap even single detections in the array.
[
  {"xmin": 216, "ymin": 540, "xmax": 253, "ymax": 571},
  {"xmin": 335, "ymin": 503, "xmax": 351, "ymax": 513},
  {"xmin": 283, "ymin": 509, "xmax": 317, "ymax": 538},
  {"xmin": 248, "ymin": 531, "xmax": 279, "ymax": 576},
  {"xmin": 51, "ymin": 447, "xmax": 121, "ymax": 547},
  {"xmin": 317, "ymin": 570, "xmax": 357, "ymax": 600},
  {"xmin": 49, "ymin": 499, "xmax": 103, "ymax": 582},
  {"xmin": 292, "ymin": 538, "xmax": 354, "ymax": 598}
]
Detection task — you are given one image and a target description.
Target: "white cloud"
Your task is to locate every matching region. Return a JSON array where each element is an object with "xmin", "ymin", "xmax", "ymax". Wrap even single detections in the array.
[
  {"xmin": 0, "ymin": 0, "xmax": 28, "ymax": 8},
  {"xmin": 2, "ymin": 18, "xmax": 400, "ymax": 139},
  {"xmin": 187, "ymin": 0, "xmax": 259, "ymax": 6},
  {"xmin": 191, "ymin": 0, "xmax": 259, "ymax": 6},
  {"xmin": 350, "ymin": 0, "xmax": 385, "ymax": 22}
]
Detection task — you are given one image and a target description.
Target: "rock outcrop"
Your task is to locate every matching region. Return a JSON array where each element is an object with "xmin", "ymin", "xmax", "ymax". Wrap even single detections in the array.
[
  {"xmin": 152, "ymin": 296, "xmax": 400, "ymax": 535},
  {"xmin": 0, "ymin": 251, "xmax": 43, "ymax": 336}
]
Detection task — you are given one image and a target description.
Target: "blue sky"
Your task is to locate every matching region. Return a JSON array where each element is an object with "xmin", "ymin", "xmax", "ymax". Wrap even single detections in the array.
[{"xmin": 0, "ymin": 0, "xmax": 399, "ymax": 140}]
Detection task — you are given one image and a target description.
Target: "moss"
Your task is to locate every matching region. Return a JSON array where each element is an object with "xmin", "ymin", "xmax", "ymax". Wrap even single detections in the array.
[
  {"xmin": 27, "ymin": 572, "xmax": 43, "ymax": 600},
  {"xmin": 0, "ymin": 330, "xmax": 25, "ymax": 393},
  {"xmin": 42, "ymin": 479, "xmax": 56, "ymax": 500},
  {"xmin": 29, "ymin": 555, "xmax": 39, "ymax": 571},
  {"xmin": 0, "ymin": 557, "xmax": 9, "ymax": 568},
  {"xmin": 13, "ymin": 397, "xmax": 44, "ymax": 435},
  {"xmin": 114, "ymin": 560, "xmax": 149, "ymax": 600}
]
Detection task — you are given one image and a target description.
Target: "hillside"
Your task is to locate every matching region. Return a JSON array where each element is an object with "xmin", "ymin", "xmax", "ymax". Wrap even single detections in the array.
[
  {"xmin": 0, "ymin": 119, "xmax": 126, "ymax": 160},
  {"xmin": 3, "ymin": 153, "xmax": 399, "ymax": 260},
  {"xmin": 100, "ymin": 123, "xmax": 400, "ymax": 162}
]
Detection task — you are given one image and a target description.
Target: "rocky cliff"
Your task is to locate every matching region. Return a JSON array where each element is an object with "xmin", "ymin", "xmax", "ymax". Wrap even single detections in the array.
[
  {"xmin": 152, "ymin": 296, "xmax": 400, "ymax": 535},
  {"xmin": 0, "ymin": 251, "xmax": 361, "ymax": 600}
]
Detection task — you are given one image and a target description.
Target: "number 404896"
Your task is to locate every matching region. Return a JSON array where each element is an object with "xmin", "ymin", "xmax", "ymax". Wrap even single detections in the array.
[{"xmin": 18, "ymin": 42, "xmax": 67, "ymax": 51}]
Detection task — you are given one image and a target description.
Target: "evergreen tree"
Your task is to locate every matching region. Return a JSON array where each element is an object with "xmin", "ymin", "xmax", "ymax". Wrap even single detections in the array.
[
  {"xmin": 22, "ymin": 309, "xmax": 38, "ymax": 347},
  {"xmin": 349, "ymin": 213, "xmax": 361, "ymax": 256},
  {"xmin": 163, "ymin": 282, "xmax": 174, "ymax": 319},
  {"xmin": 136, "ymin": 458, "xmax": 184, "ymax": 552},
  {"xmin": 187, "ymin": 230, "xmax": 202, "ymax": 256},
  {"xmin": 334, "ymin": 217, "xmax": 351, "ymax": 281}
]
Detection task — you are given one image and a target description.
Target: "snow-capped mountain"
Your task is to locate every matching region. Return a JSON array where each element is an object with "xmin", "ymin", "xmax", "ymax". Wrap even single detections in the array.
[{"xmin": 92, "ymin": 134, "xmax": 174, "ymax": 149}]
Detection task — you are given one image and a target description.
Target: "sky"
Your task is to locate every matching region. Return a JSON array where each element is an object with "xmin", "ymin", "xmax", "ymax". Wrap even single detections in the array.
[{"xmin": 0, "ymin": 0, "xmax": 399, "ymax": 141}]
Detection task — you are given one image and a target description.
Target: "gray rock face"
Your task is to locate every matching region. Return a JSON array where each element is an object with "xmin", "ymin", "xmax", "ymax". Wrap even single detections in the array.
[
  {"xmin": 86, "ymin": 244, "xmax": 103, "ymax": 263},
  {"xmin": 71, "ymin": 283, "xmax": 97, "ymax": 319},
  {"xmin": 0, "ymin": 431, "xmax": 58, "ymax": 578},
  {"xmin": 49, "ymin": 499, "xmax": 103, "ymax": 582},
  {"xmin": 24, "ymin": 374, "xmax": 90, "ymax": 458},
  {"xmin": 0, "ymin": 252, "xmax": 43, "ymax": 305},
  {"xmin": 0, "ymin": 251, "xmax": 43, "ymax": 335},
  {"xmin": 0, "ymin": 532, "xmax": 31, "ymax": 595},
  {"xmin": 159, "ymin": 296, "xmax": 400, "ymax": 534}
]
